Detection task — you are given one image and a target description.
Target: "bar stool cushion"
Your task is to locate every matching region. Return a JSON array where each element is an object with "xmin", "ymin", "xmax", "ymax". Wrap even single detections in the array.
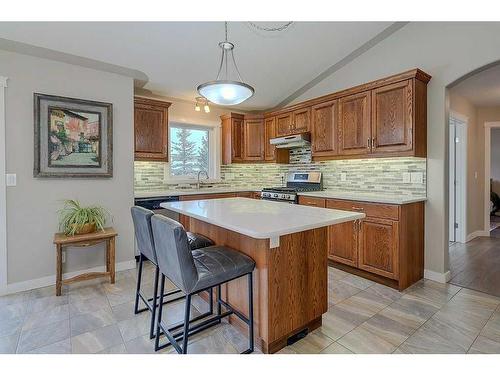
[
  {"xmin": 187, "ymin": 232, "xmax": 214, "ymax": 251},
  {"xmin": 191, "ymin": 246, "xmax": 255, "ymax": 293}
]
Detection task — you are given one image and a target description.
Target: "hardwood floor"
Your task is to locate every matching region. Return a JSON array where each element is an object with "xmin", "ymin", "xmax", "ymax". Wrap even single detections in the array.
[{"xmin": 449, "ymin": 236, "xmax": 500, "ymax": 297}]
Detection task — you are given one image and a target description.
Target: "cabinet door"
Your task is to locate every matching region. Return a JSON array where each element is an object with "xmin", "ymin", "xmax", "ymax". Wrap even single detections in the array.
[
  {"xmin": 264, "ymin": 117, "xmax": 276, "ymax": 161},
  {"xmin": 371, "ymin": 80, "xmax": 413, "ymax": 154},
  {"xmin": 244, "ymin": 119, "xmax": 264, "ymax": 161},
  {"xmin": 338, "ymin": 91, "xmax": 371, "ymax": 155},
  {"xmin": 311, "ymin": 100, "xmax": 338, "ymax": 157},
  {"xmin": 359, "ymin": 218, "xmax": 399, "ymax": 280},
  {"xmin": 231, "ymin": 118, "xmax": 244, "ymax": 162},
  {"xmin": 134, "ymin": 99, "xmax": 169, "ymax": 161},
  {"xmin": 328, "ymin": 220, "xmax": 358, "ymax": 267},
  {"xmin": 276, "ymin": 112, "xmax": 293, "ymax": 136},
  {"xmin": 292, "ymin": 107, "xmax": 311, "ymax": 133}
]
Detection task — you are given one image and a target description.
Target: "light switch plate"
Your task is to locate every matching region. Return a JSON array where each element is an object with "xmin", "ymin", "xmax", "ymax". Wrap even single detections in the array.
[
  {"xmin": 6, "ymin": 174, "xmax": 16, "ymax": 186},
  {"xmin": 410, "ymin": 172, "xmax": 424, "ymax": 184},
  {"xmin": 402, "ymin": 172, "xmax": 411, "ymax": 183},
  {"xmin": 340, "ymin": 173, "xmax": 347, "ymax": 182}
]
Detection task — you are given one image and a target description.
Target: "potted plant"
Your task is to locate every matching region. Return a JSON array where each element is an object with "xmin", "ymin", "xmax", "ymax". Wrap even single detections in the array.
[{"xmin": 58, "ymin": 199, "xmax": 111, "ymax": 236}]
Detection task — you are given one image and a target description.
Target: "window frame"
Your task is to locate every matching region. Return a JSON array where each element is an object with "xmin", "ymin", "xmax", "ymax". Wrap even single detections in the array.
[{"xmin": 167, "ymin": 121, "xmax": 220, "ymax": 182}]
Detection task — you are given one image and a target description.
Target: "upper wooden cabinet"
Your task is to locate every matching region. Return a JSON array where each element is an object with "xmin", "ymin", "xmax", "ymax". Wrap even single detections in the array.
[
  {"xmin": 243, "ymin": 117, "xmax": 264, "ymax": 161},
  {"xmin": 371, "ymin": 80, "xmax": 413, "ymax": 154},
  {"xmin": 276, "ymin": 112, "xmax": 293, "ymax": 137},
  {"xmin": 134, "ymin": 97, "xmax": 171, "ymax": 161},
  {"xmin": 221, "ymin": 113, "xmax": 244, "ymax": 164},
  {"xmin": 293, "ymin": 107, "xmax": 311, "ymax": 133},
  {"xmin": 264, "ymin": 116, "xmax": 276, "ymax": 161},
  {"xmin": 338, "ymin": 91, "xmax": 371, "ymax": 156},
  {"xmin": 311, "ymin": 100, "xmax": 338, "ymax": 157}
]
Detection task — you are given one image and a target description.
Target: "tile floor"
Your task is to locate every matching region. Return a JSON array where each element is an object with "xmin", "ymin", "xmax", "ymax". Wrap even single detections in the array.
[{"xmin": 1, "ymin": 261, "xmax": 500, "ymax": 354}]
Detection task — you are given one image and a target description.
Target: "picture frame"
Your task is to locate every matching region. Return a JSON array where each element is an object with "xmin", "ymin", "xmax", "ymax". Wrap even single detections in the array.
[{"xmin": 34, "ymin": 93, "xmax": 113, "ymax": 178}]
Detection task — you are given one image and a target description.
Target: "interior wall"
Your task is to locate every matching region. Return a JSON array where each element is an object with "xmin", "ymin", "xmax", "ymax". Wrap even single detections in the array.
[
  {"xmin": 288, "ymin": 22, "xmax": 500, "ymax": 277},
  {"xmin": 0, "ymin": 49, "xmax": 135, "ymax": 285},
  {"xmin": 491, "ymin": 129, "xmax": 500, "ymax": 197}
]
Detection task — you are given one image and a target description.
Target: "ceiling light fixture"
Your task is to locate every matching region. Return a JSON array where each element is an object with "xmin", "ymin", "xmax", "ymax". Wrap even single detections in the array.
[{"xmin": 197, "ymin": 22, "xmax": 254, "ymax": 106}]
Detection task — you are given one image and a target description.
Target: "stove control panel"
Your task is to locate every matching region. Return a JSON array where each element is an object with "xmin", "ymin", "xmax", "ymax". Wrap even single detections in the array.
[{"xmin": 261, "ymin": 191, "xmax": 297, "ymax": 202}]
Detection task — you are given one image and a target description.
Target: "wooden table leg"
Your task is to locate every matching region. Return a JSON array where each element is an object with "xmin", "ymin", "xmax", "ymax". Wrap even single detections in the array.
[
  {"xmin": 109, "ymin": 237, "xmax": 116, "ymax": 284},
  {"xmin": 106, "ymin": 239, "xmax": 110, "ymax": 273},
  {"xmin": 56, "ymin": 244, "xmax": 63, "ymax": 296}
]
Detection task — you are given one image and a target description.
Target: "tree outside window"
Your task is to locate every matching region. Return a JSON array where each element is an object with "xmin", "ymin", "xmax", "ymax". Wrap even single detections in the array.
[{"xmin": 170, "ymin": 124, "xmax": 210, "ymax": 178}]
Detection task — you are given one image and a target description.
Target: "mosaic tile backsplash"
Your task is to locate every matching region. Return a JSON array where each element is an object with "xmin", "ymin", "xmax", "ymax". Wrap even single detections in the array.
[{"xmin": 135, "ymin": 157, "xmax": 426, "ymax": 198}]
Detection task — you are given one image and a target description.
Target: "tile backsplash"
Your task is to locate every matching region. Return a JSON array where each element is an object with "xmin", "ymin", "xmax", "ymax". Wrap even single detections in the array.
[{"xmin": 135, "ymin": 157, "xmax": 426, "ymax": 198}]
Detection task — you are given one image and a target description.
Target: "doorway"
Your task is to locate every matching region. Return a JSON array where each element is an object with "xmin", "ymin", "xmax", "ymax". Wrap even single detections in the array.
[
  {"xmin": 449, "ymin": 113, "xmax": 467, "ymax": 244},
  {"xmin": 484, "ymin": 122, "xmax": 500, "ymax": 236}
]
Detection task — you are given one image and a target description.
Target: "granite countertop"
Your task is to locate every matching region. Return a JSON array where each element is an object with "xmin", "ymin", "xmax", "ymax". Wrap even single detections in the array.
[
  {"xmin": 161, "ymin": 197, "xmax": 365, "ymax": 240},
  {"xmin": 297, "ymin": 190, "xmax": 426, "ymax": 205}
]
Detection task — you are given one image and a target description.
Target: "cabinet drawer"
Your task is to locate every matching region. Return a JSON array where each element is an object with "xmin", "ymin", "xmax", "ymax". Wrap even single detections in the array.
[
  {"xmin": 298, "ymin": 196, "xmax": 326, "ymax": 207},
  {"xmin": 179, "ymin": 193, "xmax": 237, "ymax": 201},
  {"xmin": 326, "ymin": 199, "xmax": 399, "ymax": 220}
]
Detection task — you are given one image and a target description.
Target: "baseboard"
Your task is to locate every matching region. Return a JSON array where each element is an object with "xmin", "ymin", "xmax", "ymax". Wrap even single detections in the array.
[
  {"xmin": 424, "ymin": 269, "xmax": 451, "ymax": 283},
  {"xmin": 0, "ymin": 259, "xmax": 136, "ymax": 296},
  {"xmin": 466, "ymin": 230, "xmax": 490, "ymax": 242}
]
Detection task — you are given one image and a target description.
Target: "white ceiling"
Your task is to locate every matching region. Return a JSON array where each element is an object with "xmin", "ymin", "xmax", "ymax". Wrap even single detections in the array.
[
  {"xmin": 0, "ymin": 22, "xmax": 393, "ymax": 110},
  {"xmin": 452, "ymin": 63, "xmax": 500, "ymax": 107}
]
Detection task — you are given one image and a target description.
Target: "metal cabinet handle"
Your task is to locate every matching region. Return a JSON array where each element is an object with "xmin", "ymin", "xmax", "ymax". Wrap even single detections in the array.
[
  {"xmin": 367, "ymin": 138, "xmax": 371, "ymax": 149},
  {"xmin": 351, "ymin": 206, "xmax": 364, "ymax": 211},
  {"xmin": 372, "ymin": 138, "xmax": 376, "ymax": 148}
]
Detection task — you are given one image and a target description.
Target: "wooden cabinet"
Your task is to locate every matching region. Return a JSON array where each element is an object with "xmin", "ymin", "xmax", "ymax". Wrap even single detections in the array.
[
  {"xmin": 221, "ymin": 113, "xmax": 244, "ymax": 164},
  {"xmin": 264, "ymin": 117, "xmax": 276, "ymax": 161},
  {"xmin": 358, "ymin": 218, "xmax": 399, "ymax": 280},
  {"xmin": 328, "ymin": 220, "xmax": 359, "ymax": 268},
  {"xmin": 311, "ymin": 100, "xmax": 338, "ymax": 157},
  {"xmin": 276, "ymin": 112, "xmax": 293, "ymax": 137},
  {"xmin": 179, "ymin": 192, "xmax": 238, "ymax": 201},
  {"xmin": 293, "ymin": 107, "xmax": 311, "ymax": 133},
  {"xmin": 300, "ymin": 196, "xmax": 424, "ymax": 290},
  {"xmin": 371, "ymin": 80, "xmax": 413, "ymax": 154},
  {"xmin": 338, "ymin": 91, "xmax": 371, "ymax": 156},
  {"xmin": 134, "ymin": 97, "xmax": 171, "ymax": 161},
  {"xmin": 243, "ymin": 117, "xmax": 264, "ymax": 161}
]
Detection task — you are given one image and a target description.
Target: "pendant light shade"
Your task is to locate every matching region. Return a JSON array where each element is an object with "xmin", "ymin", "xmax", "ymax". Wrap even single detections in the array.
[{"xmin": 197, "ymin": 23, "xmax": 254, "ymax": 106}]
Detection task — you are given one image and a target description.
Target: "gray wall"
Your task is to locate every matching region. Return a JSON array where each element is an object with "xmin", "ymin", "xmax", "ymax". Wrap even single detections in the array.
[
  {"xmin": 0, "ymin": 49, "xmax": 135, "ymax": 284},
  {"xmin": 288, "ymin": 22, "xmax": 500, "ymax": 277}
]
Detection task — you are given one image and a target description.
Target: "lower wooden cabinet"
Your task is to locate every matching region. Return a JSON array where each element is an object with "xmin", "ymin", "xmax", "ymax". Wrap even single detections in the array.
[{"xmin": 300, "ymin": 196, "xmax": 424, "ymax": 290}]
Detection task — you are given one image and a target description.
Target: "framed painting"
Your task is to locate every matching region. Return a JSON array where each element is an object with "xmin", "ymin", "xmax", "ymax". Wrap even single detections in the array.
[{"xmin": 34, "ymin": 93, "xmax": 113, "ymax": 178}]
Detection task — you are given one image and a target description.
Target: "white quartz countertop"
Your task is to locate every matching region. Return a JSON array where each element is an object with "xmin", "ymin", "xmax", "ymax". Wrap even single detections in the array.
[
  {"xmin": 135, "ymin": 187, "xmax": 260, "ymax": 199},
  {"xmin": 161, "ymin": 197, "xmax": 364, "ymax": 240},
  {"xmin": 297, "ymin": 191, "xmax": 427, "ymax": 205}
]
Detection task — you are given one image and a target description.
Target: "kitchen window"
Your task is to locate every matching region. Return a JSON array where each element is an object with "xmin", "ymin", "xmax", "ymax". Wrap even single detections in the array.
[{"xmin": 168, "ymin": 122, "xmax": 218, "ymax": 180}]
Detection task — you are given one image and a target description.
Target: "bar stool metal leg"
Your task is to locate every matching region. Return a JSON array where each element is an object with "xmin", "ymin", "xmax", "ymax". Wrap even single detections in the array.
[
  {"xmin": 181, "ymin": 294, "xmax": 192, "ymax": 354},
  {"xmin": 154, "ymin": 274, "xmax": 166, "ymax": 351},
  {"xmin": 248, "ymin": 272, "xmax": 254, "ymax": 353},
  {"xmin": 149, "ymin": 265, "xmax": 160, "ymax": 339},
  {"xmin": 134, "ymin": 255, "xmax": 144, "ymax": 314}
]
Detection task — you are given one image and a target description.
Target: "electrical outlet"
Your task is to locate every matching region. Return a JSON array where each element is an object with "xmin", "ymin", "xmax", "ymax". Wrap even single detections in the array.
[
  {"xmin": 62, "ymin": 251, "xmax": 66, "ymax": 264},
  {"xmin": 340, "ymin": 173, "xmax": 347, "ymax": 182},
  {"xmin": 410, "ymin": 172, "xmax": 424, "ymax": 184},
  {"xmin": 402, "ymin": 172, "xmax": 411, "ymax": 183},
  {"xmin": 6, "ymin": 174, "xmax": 16, "ymax": 186}
]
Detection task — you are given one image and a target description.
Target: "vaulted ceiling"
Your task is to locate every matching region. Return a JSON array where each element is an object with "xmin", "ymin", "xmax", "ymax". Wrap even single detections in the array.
[
  {"xmin": 0, "ymin": 22, "xmax": 397, "ymax": 110},
  {"xmin": 451, "ymin": 63, "xmax": 500, "ymax": 107}
]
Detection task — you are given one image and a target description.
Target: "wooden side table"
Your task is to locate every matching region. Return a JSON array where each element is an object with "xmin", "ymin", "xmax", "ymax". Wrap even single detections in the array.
[{"xmin": 53, "ymin": 227, "xmax": 118, "ymax": 296}]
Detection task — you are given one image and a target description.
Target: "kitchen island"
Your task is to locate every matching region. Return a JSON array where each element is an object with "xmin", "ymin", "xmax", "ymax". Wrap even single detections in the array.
[{"xmin": 161, "ymin": 197, "xmax": 364, "ymax": 353}]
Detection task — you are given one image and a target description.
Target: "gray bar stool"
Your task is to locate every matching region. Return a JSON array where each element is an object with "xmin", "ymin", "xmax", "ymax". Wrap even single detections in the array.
[
  {"xmin": 131, "ymin": 206, "xmax": 214, "ymax": 339},
  {"xmin": 151, "ymin": 214, "xmax": 256, "ymax": 354}
]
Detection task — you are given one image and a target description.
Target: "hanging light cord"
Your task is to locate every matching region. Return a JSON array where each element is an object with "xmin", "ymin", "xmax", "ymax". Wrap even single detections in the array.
[
  {"xmin": 215, "ymin": 21, "xmax": 244, "ymax": 82},
  {"xmin": 248, "ymin": 21, "xmax": 293, "ymax": 32}
]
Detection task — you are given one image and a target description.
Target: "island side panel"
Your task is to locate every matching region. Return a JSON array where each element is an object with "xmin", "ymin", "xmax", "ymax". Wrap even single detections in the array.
[{"xmin": 186, "ymin": 217, "xmax": 270, "ymax": 350}]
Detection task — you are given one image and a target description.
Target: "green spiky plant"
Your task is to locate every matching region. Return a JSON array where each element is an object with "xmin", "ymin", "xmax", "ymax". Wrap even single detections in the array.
[{"xmin": 58, "ymin": 199, "xmax": 111, "ymax": 236}]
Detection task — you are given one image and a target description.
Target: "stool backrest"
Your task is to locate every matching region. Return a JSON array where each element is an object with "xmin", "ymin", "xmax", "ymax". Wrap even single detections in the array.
[
  {"xmin": 151, "ymin": 214, "xmax": 198, "ymax": 293},
  {"xmin": 131, "ymin": 206, "xmax": 157, "ymax": 264}
]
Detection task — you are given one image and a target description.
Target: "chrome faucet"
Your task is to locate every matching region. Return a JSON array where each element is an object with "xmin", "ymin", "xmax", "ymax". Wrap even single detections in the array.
[{"xmin": 197, "ymin": 170, "xmax": 209, "ymax": 189}]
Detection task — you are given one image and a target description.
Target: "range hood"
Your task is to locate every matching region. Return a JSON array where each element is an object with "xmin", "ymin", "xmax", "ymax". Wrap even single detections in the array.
[{"xmin": 269, "ymin": 133, "xmax": 311, "ymax": 149}]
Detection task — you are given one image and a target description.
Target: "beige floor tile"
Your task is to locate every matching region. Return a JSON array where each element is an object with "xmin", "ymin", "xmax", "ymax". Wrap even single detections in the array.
[
  {"xmin": 288, "ymin": 331, "xmax": 333, "ymax": 354},
  {"xmin": 70, "ymin": 307, "xmax": 116, "ymax": 336},
  {"xmin": 468, "ymin": 335, "xmax": 500, "ymax": 354},
  {"xmin": 328, "ymin": 267, "xmax": 350, "ymax": 281},
  {"xmin": 375, "ymin": 304, "xmax": 427, "ymax": 331},
  {"xmin": 27, "ymin": 338, "xmax": 71, "ymax": 354},
  {"xmin": 340, "ymin": 274, "xmax": 375, "ymax": 290},
  {"xmin": 28, "ymin": 295, "xmax": 68, "ymax": 314},
  {"xmin": 328, "ymin": 281, "xmax": 362, "ymax": 305},
  {"xmin": 69, "ymin": 295, "xmax": 111, "ymax": 315},
  {"xmin": 390, "ymin": 294, "xmax": 441, "ymax": 322},
  {"xmin": 0, "ymin": 291, "xmax": 29, "ymax": 308},
  {"xmin": 185, "ymin": 329, "xmax": 239, "ymax": 354},
  {"xmin": 98, "ymin": 343, "xmax": 128, "ymax": 354},
  {"xmin": 0, "ymin": 316, "xmax": 24, "ymax": 339},
  {"xmin": 320, "ymin": 342, "xmax": 353, "ymax": 354},
  {"xmin": 0, "ymin": 302, "xmax": 28, "ymax": 321},
  {"xmin": 365, "ymin": 283, "xmax": 404, "ymax": 303},
  {"xmin": 362, "ymin": 313, "xmax": 415, "ymax": 346},
  {"xmin": 0, "ymin": 333, "xmax": 19, "ymax": 354},
  {"xmin": 71, "ymin": 324, "xmax": 123, "ymax": 354},
  {"xmin": 338, "ymin": 325, "xmax": 397, "ymax": 354},
  {"xmin": 275, "ymin": 346, "xmax": 297, "ymax": 354},
  {"xmin": 480, "ymin": 311, "xmax": 500, "ymax": 342},
  {"xmin": 404, "ymin": 281, "xmax": 460, "ymax": 307},
  {"xmin": 124, "ymin": 334, "xmax": 173, "ymax": 354},
  {"xmin": 118, "ymin": 313, "xmax": 153, "ymax": 342},
  {"xmin": 111, "ymin": 301, "xmax": 138, "ymax": 322},
  {"xmin": 22, "ymin": 304, "xmax": 69, "ymax": 331},
  {"xmin": 451, "ymin": 288, "xmax": 500, "ymax": 312},
  {"xmin": 17, "ymin": 320, "xmax": 70, "ymax": 353}
]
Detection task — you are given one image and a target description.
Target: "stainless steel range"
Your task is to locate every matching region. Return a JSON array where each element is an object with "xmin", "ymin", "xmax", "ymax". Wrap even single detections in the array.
[{"xmin": 261, "ymin": 171, "xmax": 323, "ymax": 203}]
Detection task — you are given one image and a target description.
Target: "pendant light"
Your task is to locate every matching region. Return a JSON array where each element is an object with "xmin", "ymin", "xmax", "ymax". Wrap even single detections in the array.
[
  {"xmin": 197, "ymin": 22, "xmax": 254, "ymax": 106},
  {"xmin": 194, "ymin": 97, "xmax": 211, "ymax": 113}
]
